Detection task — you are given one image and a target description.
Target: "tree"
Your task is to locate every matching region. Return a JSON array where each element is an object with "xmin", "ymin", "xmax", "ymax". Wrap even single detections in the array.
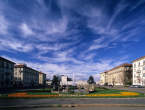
[
  {"xmin": 51, "ymin": 75, "xmax": 60, "ymax": 91},
  {"xmin": 87, "ymin": 76, "xmax": 95, "ymax": 93},
  {"xmin": 87, "ymin": 76, "xmax": 95, "ymax": 84}
]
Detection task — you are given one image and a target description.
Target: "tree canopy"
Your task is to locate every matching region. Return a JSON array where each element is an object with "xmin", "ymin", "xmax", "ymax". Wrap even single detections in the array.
[
  {"xmin": 87, "ymin": 76, "xmax": 95, "ymax": 84},
  {"xmin": 51, "ymin": 75, "xmax": 60, "ymax": 91}
]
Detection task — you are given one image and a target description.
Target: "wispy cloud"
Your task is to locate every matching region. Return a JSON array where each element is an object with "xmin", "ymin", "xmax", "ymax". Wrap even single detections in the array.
[
  {"xmin": 0, "ymin": 15, "xmax": 8, "ymax": 34},
  {"xmin": 106, "ymin": 0, "xmax": 128, "ymax": 31},
  {"xmin": 0, "ymin": 38, "xmax": 33, "ymax": 52},
  {"xmin": 20, "ymin": 23, "xmax": 35, "ymax": 36},
  {"xmin": 0, "ymin": 0, "xmax": 145, "ymax": 80},
  {"xmin": 129, "ymin": 0, "xmax": 145, "ymax": 11}
]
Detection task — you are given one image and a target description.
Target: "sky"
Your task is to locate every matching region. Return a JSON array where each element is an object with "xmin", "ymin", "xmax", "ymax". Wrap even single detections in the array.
[{"xmin": 0, "ymin": 0, "xmax": 145, "ymax": 81}]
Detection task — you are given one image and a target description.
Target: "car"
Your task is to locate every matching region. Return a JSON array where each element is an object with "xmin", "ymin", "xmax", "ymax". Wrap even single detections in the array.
[
  {"xmin": 137, "ymin": 85, "xmax": 144, "ymax": 88},
  {"xmin": 130, "ymin": 85, "xmax": 143, "ymax": 88},
  {"xmin": 130, "ymin": 85, "xmax": 136, "ymax": 88}
]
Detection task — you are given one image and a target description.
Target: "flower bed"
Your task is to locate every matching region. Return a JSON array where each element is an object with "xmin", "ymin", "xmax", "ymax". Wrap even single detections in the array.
[
  {"xmin": 8, "ymin": 92, "xmax": 59, "ymax": 98},
  {"xmin": 7, "ymin": 91, "xmax": 140, "ymax": 98},
  {"xmin": 86, "ymin": 92, "xmax": 139, "ymax": 97}
]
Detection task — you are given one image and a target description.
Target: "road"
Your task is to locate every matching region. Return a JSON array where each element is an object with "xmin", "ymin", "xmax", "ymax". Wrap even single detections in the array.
[
  {"xmin": 113, "ymin": 87, "xmax": 145, "ymax": 94},
  {"xmin": 8, "ymin": 106, "xmax": 145, "ymax": 110},
  {"xmin": 1, "ymin": 98, "xmax": 145, "ymax": 110},
  {"xmin": 1, "ymin": 98, "xmax": 145, "ymax": 106}
]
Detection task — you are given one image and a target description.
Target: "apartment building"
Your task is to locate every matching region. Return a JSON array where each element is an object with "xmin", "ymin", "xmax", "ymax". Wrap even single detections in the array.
[
  {"xmin": 100, "ymin": 63, "xmax": 132, "ymax": 86},
  {"xmin": 0, "ymin": 57, "xmax": 15, "ymax": 89},
  {"xmin": 132, "ymin": 56, "xmax": 145, "ymax": 86},
  {"xmin": 60, "ymin": 75, "xmax": 73, "ymax": 86},
  {"xmin": 14, "ymin": 64, "xmax": 39, "ymax": 88},
  {"xmin": 39, "ymin": 72, "xmax": 46, "ymax": 87},
  {"xmin": 100, "ymin": 72, "xmax": 107, "ymax": 85},
  {"xmin": 76, "ymin": 80, "xmax": 88, "ymax": 87}
]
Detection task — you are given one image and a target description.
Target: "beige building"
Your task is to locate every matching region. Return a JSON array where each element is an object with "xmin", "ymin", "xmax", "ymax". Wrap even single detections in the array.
[
  {"xmin": 100, "ymin": 72, "xmax": 107, "ymax": 85},
  {"xmin": 132, "ymin": 56, "xmax": 145, "ymax": 86},
  {"xmin": 100, "ymin": 63, "xmax": 132, "ymax": 86},
  {"xmin": 60, "ymin": 75, "xmax": 73, "ymax": 86},
  {"xmin": 14, "ymin": 64, "xmax": 39, "ymax": 88},
  {"xmin": 76, "ymin": 80, "xmax": 88, "ymax": 87},
  {"xmin": 0, "ymin": 57, "xmax": 15, "ymax": 89},
  {"xmin": 39, "ymin": 72, "xmax": 46, "ymax": 87}
]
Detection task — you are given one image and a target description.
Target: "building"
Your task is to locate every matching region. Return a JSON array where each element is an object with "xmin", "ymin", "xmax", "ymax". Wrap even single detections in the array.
[
  {"xmin": 132, "ymin": 56, "xmax": 145, "ymax": 86},
  {"xmin": 39, "ymin": 72, "xmax": 46, "ymax": 87},
  {"xmin": 46, "ymin": 79, "xmax": 52, "ymax": 87},
  {"xmin": 14, "ymin": 64, "xmax": 39, "ymax": 88},
  {"xmin": 100, "ymin": 63, "xmax": 132, "ymax": 86},
  {"xmin": 60, "ymin": 75, "xmax": 73, "ymax": 86},
  {"xmin": 99, "ymin": 72, "xmax": 107, "ymax": 85},
  {"xmin": 76, "ymin": 80, "xmax": 88, "ymax": 87},
  {"xmin": 0, "ymin": 57, "xmax": 15, "ymax": 89}
]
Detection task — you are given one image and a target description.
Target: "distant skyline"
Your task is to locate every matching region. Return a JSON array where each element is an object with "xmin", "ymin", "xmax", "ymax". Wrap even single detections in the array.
[{"xmin": 0, "ymin": 0, "xmax": 145, "ymax": 81}]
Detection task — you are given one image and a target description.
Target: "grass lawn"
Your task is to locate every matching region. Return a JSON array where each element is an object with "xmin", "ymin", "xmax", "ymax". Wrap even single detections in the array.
[
  {"xmin": 91, "ymin": 88, "xmax": 126, "ymax": 94},
  {"xmin": 0, "ymin": 87, "xmax": 144, "ymax": 98}
]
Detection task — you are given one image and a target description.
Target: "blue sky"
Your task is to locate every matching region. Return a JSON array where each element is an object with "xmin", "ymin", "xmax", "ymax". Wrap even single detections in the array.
[{"xmin": 0, "ymin": 0, "xmax": 145, "ymax": 81}]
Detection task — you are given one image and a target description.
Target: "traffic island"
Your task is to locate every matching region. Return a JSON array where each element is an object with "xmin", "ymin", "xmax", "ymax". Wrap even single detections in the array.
[{"xmin": 0, "ymin": 88, "xmax": 144, "ymax": 98}]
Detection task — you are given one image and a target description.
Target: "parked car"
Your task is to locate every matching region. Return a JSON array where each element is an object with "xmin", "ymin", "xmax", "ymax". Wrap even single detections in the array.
[
  {"xmin": 130, "ymin": 85, "xmax": 143, "ymax": 88},
  {"xmin": 137, "ymin": 85, "xmax": 144, "ymax": 88}
]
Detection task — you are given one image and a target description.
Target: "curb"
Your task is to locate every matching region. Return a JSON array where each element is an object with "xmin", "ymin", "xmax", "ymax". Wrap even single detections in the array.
[{"xmin": 1, "ymin": 104, "xmax": 145, "ymax": 109}]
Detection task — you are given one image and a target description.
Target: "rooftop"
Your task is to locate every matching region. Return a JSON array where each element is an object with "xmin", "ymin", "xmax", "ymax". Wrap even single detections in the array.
[
  {"xmin": 0, "ymin": 56, "xmax": 15, "ymax": 64},
  {"xmin": 132, "ymin": 55, "xmax": 145, "ymax": 63},
  {"xmin": 108, "ymin": 63, "xmax": 132, "ymax": 72},
  {"xmin": 101, "ymin": 63, "xmax": 132, "ymax": 73},
  {"xmin": 15, "ymin": 64, "xmax": 39, "ymax": 72}
]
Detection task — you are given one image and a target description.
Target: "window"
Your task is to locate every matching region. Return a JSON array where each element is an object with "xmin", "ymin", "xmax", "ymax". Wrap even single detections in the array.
[
  {"xmin": 4, "ymin": 62, "xmax": 6, "ymax": 68},
  {"xmin": 0, "ymin": 62, "xmax": 2, "ymax": 67},
  {"xmin": 138, "ymin": 62, "xmax": 140, "ymax": 67},
  {"xmin": 6, "ymin": 63, "xmax": 9, "ymax": 68},
  {"xmin": 143, "ymin": 60, "xmax": 145, "ymax": 65},
  {"xmin": 134, "ymin": 64, "xmax": 136, "ymax": 68}
]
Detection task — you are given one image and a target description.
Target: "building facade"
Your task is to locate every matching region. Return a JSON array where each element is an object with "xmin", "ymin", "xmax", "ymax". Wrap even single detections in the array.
[
  {"xmin": 0, "ymin": 57, "xmax": 15, "ymax": 89},
  {"xmin": 132, "ymin": 56, "xmax": 145, "ymax": 86},
  {"xmin": 60, "ymin": 75, "xmax": 73, "ymax": 86},
  {"xmin": 100, "ymin": 72, "xmax": 107, "ymax": 85},
  {"xmin": 39, "ymin": 72, "xmax": 46, "ymax": 87},
  {"xmin": 46, "ymin": 79, "xmax": 52, "ymax": 87},
  {"xmin": 14, "ymin": 64, "xmax": 39, "ymax": 88},
  {"xmin": 76, "ymin": 80, "xmax": 88, "ymax": 87},
  {"xmin": 100, "ymin": 63, "xmax": 132, "ymax": 86}
]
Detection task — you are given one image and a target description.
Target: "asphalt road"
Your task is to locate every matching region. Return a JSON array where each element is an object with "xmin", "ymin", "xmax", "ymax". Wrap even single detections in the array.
[
  {"xmin": 1, "ymin": 98, "xmax": 145, "ymax": 106},
  {"xmin": 22, "ymin": 107, "xmax": 145, "ymax": 110},
  {"xmin": 1, "ymin": 106, "xmax": 145, "ymax": 110},
  {"xmin": 113, "ymin": 87, "xmax": 145, "ymax": 94}
]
